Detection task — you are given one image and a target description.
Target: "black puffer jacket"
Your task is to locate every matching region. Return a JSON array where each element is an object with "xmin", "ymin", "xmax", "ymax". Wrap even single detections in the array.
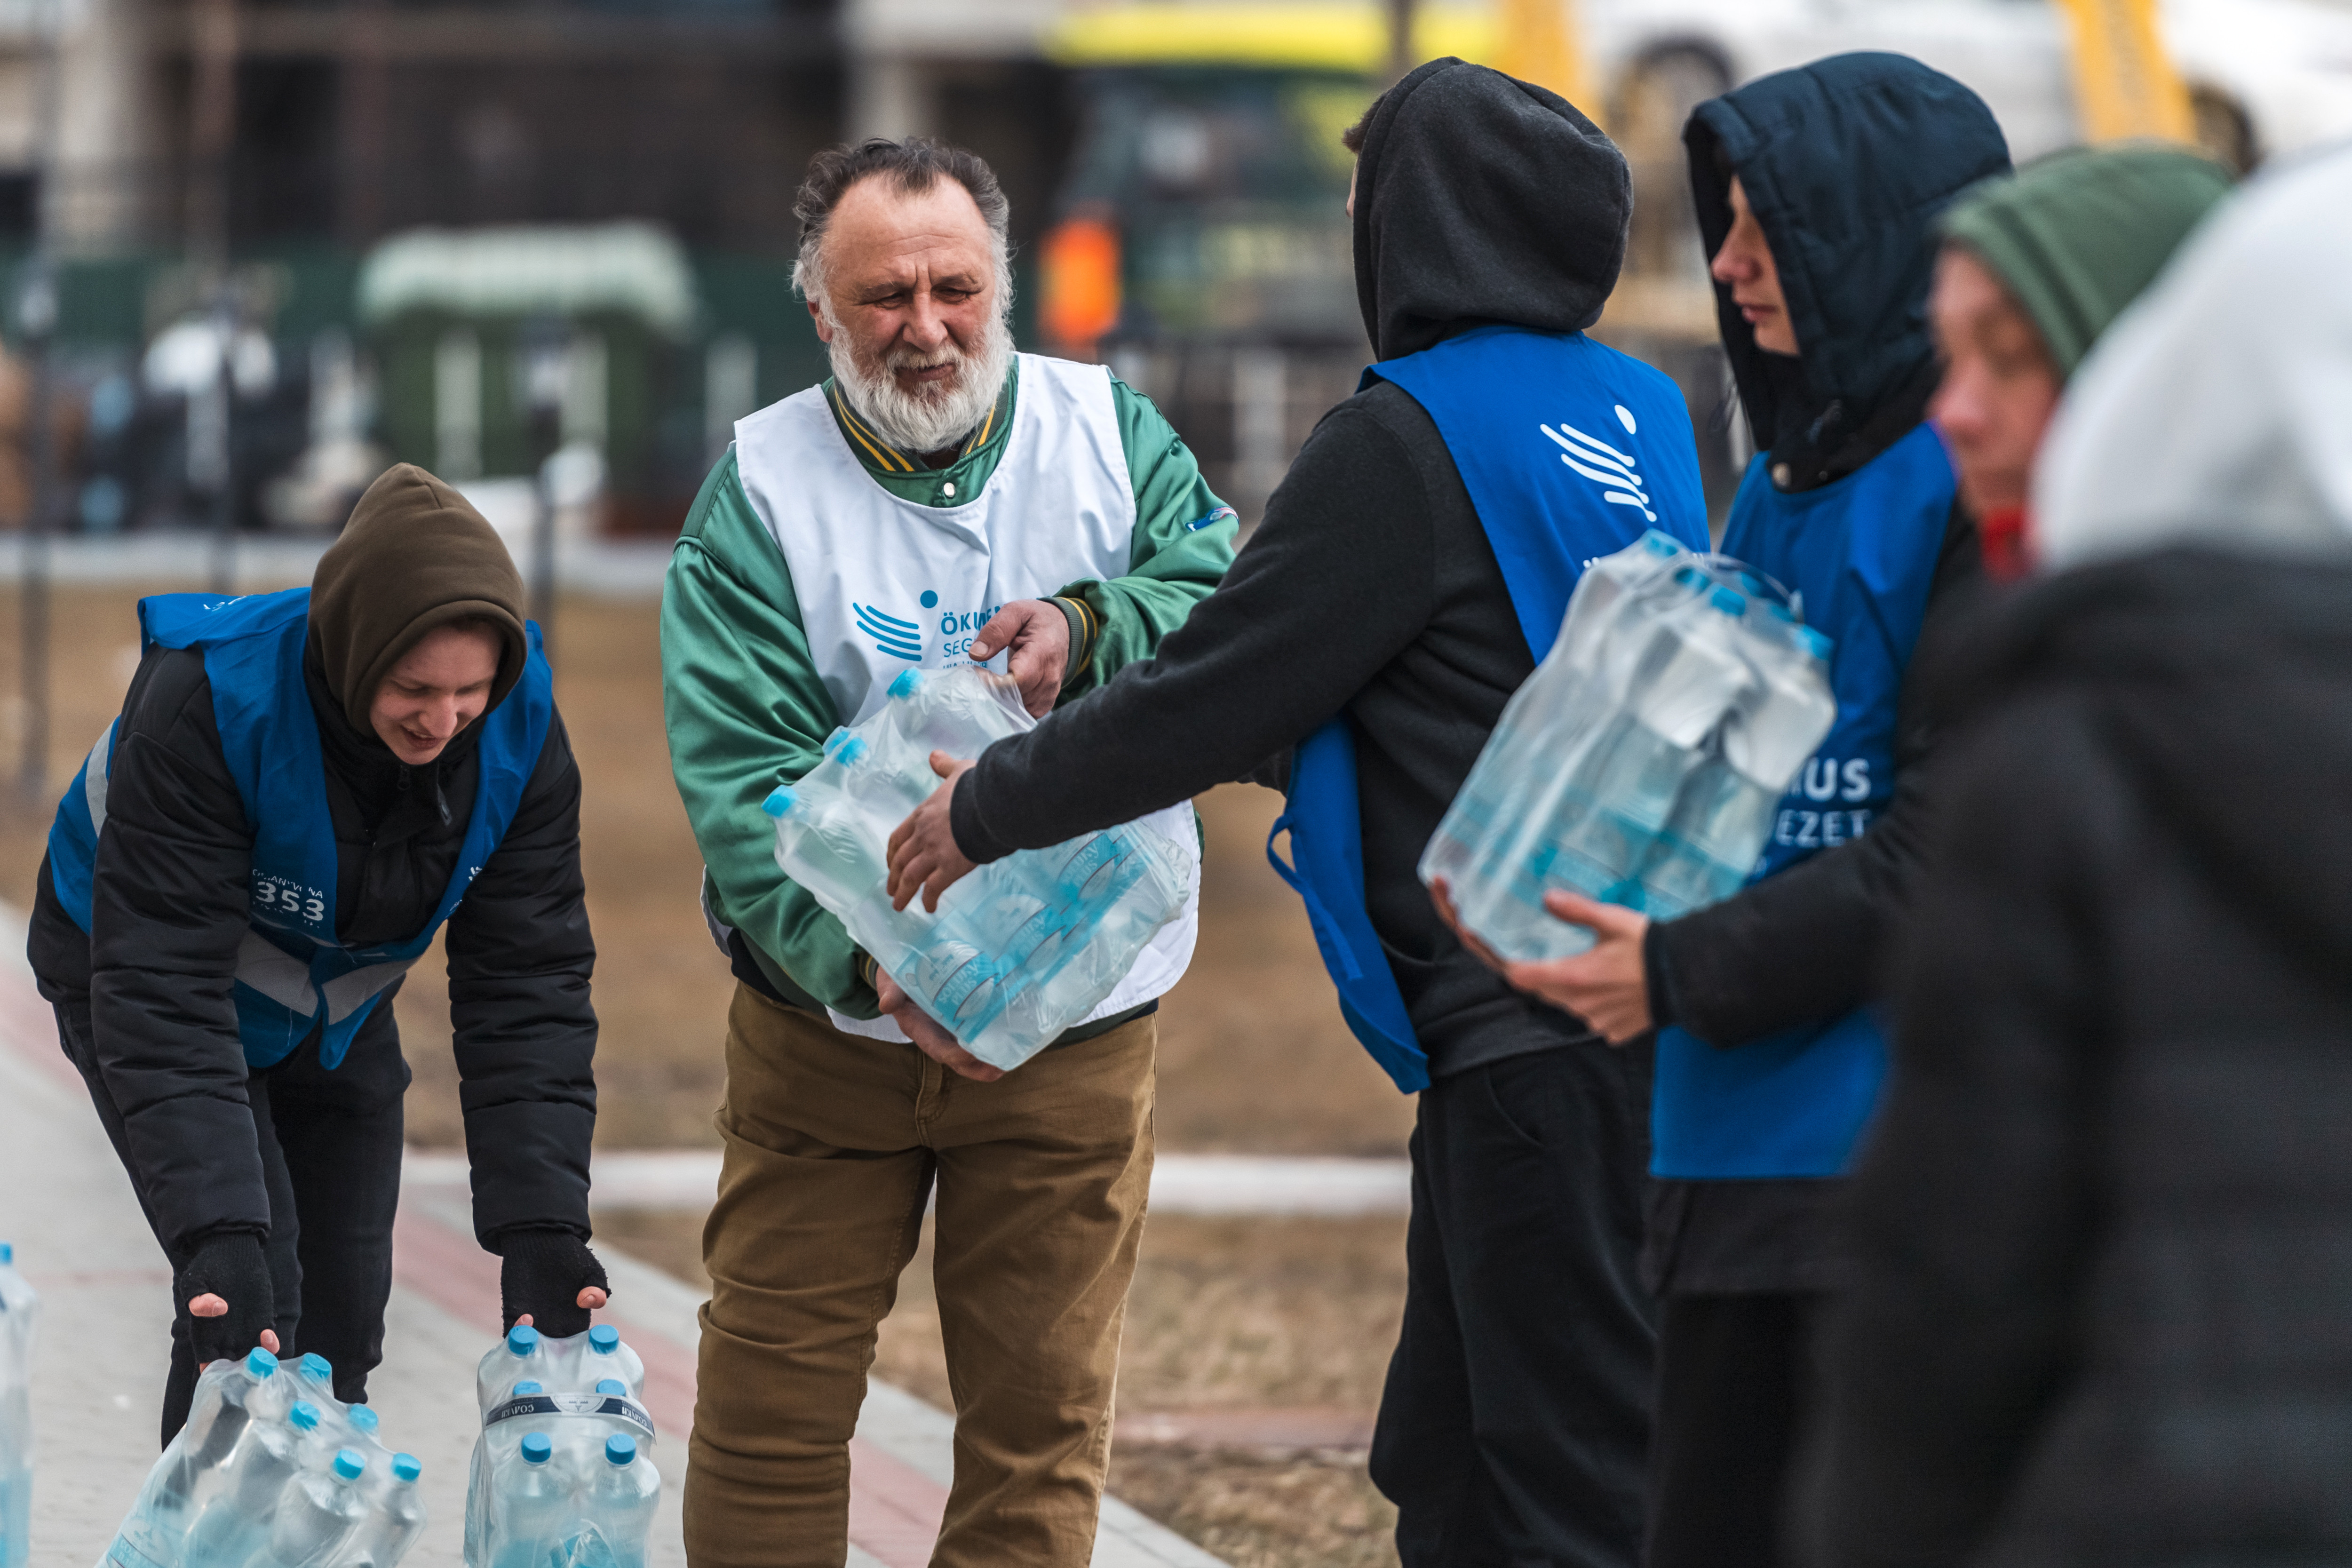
[
  {"xmin": 1800, "ymin": 549, "xmax": 2352, "ymax": 1565},
  {"xmin": 29, "ymin": 473, "xmax": 596, "ymax": 1256}
]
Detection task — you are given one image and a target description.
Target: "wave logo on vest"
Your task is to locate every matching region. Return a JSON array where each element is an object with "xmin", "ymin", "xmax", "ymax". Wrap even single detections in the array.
[
  {"xmin": 853, "ymin": 600, "xmax": 923, "ymax": 662},
  {"xmin": 1541, "ymin": 405, "xmax": 1655, "ymax": 522}
]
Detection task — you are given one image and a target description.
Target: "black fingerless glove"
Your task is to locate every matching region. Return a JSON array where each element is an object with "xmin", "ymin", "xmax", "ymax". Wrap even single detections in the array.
[
  {"xmin": 497, "ymin": 1228, "xmax": 610, "ymax": 1338},
  {"xmin": 174, "ymin": 1231, "xmax": 276, "ymax": 1367}
]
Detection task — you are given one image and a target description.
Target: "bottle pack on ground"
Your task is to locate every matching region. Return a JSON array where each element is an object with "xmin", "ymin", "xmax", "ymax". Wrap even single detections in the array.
[
  {"xmin": 1422, "ymin": 530, "xmax": 1839, "ymax": 963},
  {"xmin": 101, "ymin": 1346, "xmax": 427, "ymax": 1568},
  {"xmin": 0, "ymin": 1243, "xmax": 37, "ymax": 1568},
  {"xmin": 466, "ymin": 1325, "xmax": 659, "ymax": 1568},
  {"xmin": 762, "ymin": 665, "xmax": 1195, "ymax": 1071}
]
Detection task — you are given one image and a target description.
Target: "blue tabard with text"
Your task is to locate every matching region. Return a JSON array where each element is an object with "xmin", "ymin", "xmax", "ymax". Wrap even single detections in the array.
[
  {"xmin": 1271, "ymin": 326, "xmax": 1709, "ymax": 1092},
  {"xmin": 1652, "ymin": 421, "xmax": 1955, "ymax": 1176},
  {"xmin": 47, "ymin": 586, "xmax": 553, "ymax": 1070}
]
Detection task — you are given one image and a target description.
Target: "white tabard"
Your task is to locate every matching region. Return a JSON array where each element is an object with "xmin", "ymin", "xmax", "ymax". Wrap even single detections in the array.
[{"xmin": 733, "ymin": 352, "xmax": 1201, "ymax": 1042}]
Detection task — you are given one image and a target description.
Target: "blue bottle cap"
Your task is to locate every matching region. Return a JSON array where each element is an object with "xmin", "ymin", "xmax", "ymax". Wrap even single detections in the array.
[
  {"xmin": 392, "ymin": 1453, "xmax": 422, "ymax": 1484},
  {"xmin": 513, "ymin": 1381, "xmax": 544, "ymax": 1396},
  {"xmin": 589, "ymin": 1324, "xmax": 620, "ymax": 1353},
  {"xmin": 761, "ymin": 786, "xmax": 795, "ymax": 818},
  {"xmin": 506, "ymin": 1324, "xmax": 540, "ymax": 1356},
  {"xmin": 245, "ymin": 1348, "xmax": 278, "ymax": 1379},
  {"xmin": 520, "ymin": 1432, "xmax": 553, "ymax": 1465},
  {"xmin": 820, "ymin": 725, "xmax": 850, "ymax": 755},
  {"xmin": 1797, "ymin": 626, "xmax": 1834, "ymax": 660},
  {"xmin": 289, "ymin": 1401, "xmax": 320, "ymax": 1431},
  {"xmin": 333, "ymin": 1449, "xmax": 366, "ymax": 1481},
  {"xmin": 349, "ymin": 1406, "xmax": 379, "ymax": 1434},
  {"xmin": 835, "ymin": 736, "xmax": 868, "ymax": 768},
  {"xmin": 595, "ymin": 1379, "xmax": 627, "ymax": 1397},
  {"xmin": 300, "ymin": 1353, "xmax": 333, "ymax": 1383},
  {"xmin": 1764, "ymin": 601, "xmax": 1795, "ymax": 623},
  {"xmin": 1640, "ymin": 529, "xmax": 1679, "ymax": 556},
  {"xmin": 889, "ymin": 668, "xmax": 922, "ymax": 699},
  {"xmin": 604, "ymin": 1434, "xmax": 637, "ymax": 1466},
  {"xmin": 0, "ymin": 1242, "xmax": 12, "ymax": 1265},
  {"xmin": 1709, "ymin": 587, "xmax": 1747, "ymax": 616}
]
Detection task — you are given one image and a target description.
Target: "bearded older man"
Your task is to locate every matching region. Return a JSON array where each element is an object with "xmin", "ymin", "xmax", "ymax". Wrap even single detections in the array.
[{"xmin": 661, "ymin": 137, "xmax": 1234, "ymax": 1567}]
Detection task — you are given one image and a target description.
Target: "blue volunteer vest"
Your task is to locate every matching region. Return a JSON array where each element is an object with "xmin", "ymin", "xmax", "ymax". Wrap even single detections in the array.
[
  {"xmin": 1267, "ymin": 326, "xmax": 1709, "ymax": 1093},
  {"xmin": 46, "ymin": 587, "xmax": 555, "ymax": 1070},
  {"xmin": 1651, "ymin": 422, "xmax": 1955, "ymax": 1177}
]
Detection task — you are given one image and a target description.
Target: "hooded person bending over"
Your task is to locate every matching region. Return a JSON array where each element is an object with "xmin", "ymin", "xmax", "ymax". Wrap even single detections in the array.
[
  {"xmin": 32, "ymin": 465, "xmax": 606, "ymax": 1442},
  {"xmin": 889, "ymin": 61, "xmax": 1709, "ymax": 1566},
  {"xmin": 1802, "ymin": 144, "xmax": 2352, "ymax": 1568}
]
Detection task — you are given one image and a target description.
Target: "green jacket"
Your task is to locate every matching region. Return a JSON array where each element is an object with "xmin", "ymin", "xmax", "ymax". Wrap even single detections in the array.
[{"xmin": 662, "ymin": 359, "xmax": 1235, "ymax": 1018}]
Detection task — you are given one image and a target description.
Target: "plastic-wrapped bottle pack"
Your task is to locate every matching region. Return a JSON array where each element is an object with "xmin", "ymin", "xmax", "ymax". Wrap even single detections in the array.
[
  {"xmin": 1421, "ymin": 529, "xmax": 1839, "ymax": 963},
  {"xmin": 466, "ymin": 1324, "xmax": 659, "ymax": 1568},
  {"xmin": 0, "ymin": 1243, "xmax": 36, "ymax": 1568},
  {"xmin": 100, "ymin": 1348, "xmax": 426, "ymax": 1568},
  {"xmin": 763, "ymin": 666, "xmax": 1195, "ymax": 1072}
]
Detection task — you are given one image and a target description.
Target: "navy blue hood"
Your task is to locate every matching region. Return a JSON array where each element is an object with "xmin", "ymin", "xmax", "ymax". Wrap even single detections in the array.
[{"xmin": 1686, "ymin": 53, "xmax": 2009, "ymax": 456}]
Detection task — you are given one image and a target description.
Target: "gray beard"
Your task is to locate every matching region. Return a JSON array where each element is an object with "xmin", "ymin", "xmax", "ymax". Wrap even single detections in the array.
[{"xmin": 830, "ymin": 313, "xmax": 1014, "ymax": 458}]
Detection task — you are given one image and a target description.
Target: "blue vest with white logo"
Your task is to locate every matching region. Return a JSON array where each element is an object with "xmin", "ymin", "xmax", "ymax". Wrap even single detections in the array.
[
  {"xmin": 46, "ymin": 587, "xmax": 554, "ymax": 1071},
  {"xmin": 1651, "ymin": 421, "xmax": 1955, "ymax": 1177},
  {"xmin": 1267, "ymin": 326, "xmax": 1709, "ymax": 1093}
]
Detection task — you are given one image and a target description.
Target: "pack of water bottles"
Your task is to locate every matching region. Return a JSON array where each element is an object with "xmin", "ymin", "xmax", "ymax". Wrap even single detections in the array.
[
  {"xmin": 763, "ymin": 665, "xmax": 1194, "ymax": 1071},
  {"xmin": 1422, "ymin": 529, "xmax": 1840, "ymax": 963},
  {"xmin": 465, "ymin": 1324, "xmax": 658, "ymax": 1568},
  {"xmin": 101, "ymin": 1347, "xmax": 425, "ymax": 1568},
  {"xmin": 1, "ymin": 1243, "xmax": 36, "ymax": 1568}
]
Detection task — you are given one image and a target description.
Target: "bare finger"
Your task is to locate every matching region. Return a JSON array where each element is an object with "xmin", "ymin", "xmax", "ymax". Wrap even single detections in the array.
[
  {"xmin": 577, "ymin": 1287, "xmax": 609, "ymax": 1310},
  {"xmin": 188, "ymin": 1293, "xmax": 227, "ymax": 1318}
]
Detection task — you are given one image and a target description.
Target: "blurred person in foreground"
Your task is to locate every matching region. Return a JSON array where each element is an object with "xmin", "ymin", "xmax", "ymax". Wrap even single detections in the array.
[
  {"xmin": 1480, "ymin": 54, "xmax": 2007, "ymax": 1565},
  {"xmin": 31, "ymin": 465, "xmax": 606, "ymax": 1443},
  {"xmin": 660, "ymin": 137, "xmax": 1233, "ymax": 1567},
  {"xmin": 1929, "ymin": 142, "xmax": 2231, "ymax": 577},
  {"xmin": 889, "ymin": 61, "xmax": 1710, "ymax": 1565},
  {"xmin": 1800, "ymin": 144, "xmax": 2352, "ymax": 1567}
]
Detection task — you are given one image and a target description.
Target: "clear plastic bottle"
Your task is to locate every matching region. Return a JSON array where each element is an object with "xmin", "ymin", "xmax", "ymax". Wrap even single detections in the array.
[
  {"xmin": 489, "ymin": 1433, "xmax": 572, "ymax": 1568},
  {"xmin": 477, "ymin": 1324, "xmax": 553, "ymax": 1414},
  {"xmin": 185, "ymin": 1381, "xmax": 307, "ymax": 1564},
  {"xmin": 572, "ymin": 1435, "xmax": 660, "ymax": 1568},
  {"xmin": 0, "ymin": 1243, "xmax": 36, "ymax": 1568},
  {"xmin": 254, "ymin": 1446, "xmax": 370, "ymax": 1567},
  {"xmin": 581, "ymin": 1327, "xmax": 642, "ymax": 1399}
]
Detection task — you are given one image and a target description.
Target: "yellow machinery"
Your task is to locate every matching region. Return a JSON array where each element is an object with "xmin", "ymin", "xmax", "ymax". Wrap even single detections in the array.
[{"xmin": 2054, "ymin": 0, "xmax": 2197, "ymax": 144}]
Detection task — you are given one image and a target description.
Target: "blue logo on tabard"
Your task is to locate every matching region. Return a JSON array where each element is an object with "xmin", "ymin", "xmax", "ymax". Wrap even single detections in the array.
[{"xmin": 854, "ymin": 602, "xmax": 922, "ymax": 662}]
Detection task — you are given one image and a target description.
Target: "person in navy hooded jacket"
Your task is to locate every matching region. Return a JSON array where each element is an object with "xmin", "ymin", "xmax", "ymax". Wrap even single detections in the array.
[
  {"xmin": 886, "ymin": 59, "xmax": 1709, "ymax": 1568},
  {"xmin": 1491, "ymin": 52, "xmax": 2008, "ymax": 1566},
  {"xmin": 29, "ymin": 465, "xmax": 608, "ymax": 1443}
]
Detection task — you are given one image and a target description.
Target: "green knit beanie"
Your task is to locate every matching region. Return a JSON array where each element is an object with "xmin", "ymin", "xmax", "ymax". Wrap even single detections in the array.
[{"xmin": 1941, "ymin": 141, "xmax": 2234, "ymax": 380}]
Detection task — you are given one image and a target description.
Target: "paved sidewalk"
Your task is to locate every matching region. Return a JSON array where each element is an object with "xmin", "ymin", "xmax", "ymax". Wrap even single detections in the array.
[{"xmin": 0, "ymin": 942, "xmax": 1224, "ymax": 1568}]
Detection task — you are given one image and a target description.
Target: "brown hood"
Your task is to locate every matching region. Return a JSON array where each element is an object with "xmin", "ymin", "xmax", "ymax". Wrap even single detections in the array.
[{"xmin": 308, "ymin": 464, "xmax": 528, "ymax": 727}]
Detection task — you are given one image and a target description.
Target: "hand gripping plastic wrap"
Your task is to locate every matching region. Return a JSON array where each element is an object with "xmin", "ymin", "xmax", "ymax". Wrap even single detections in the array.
[
  {"xmin": 99, "ymin": 1348, "xmax": 427, "ymax": 1568},
  {"xmin": 762, "ymin": 666, "xmax": 1194, "ymax": 1072},
  {"xmin": 1421, "ymin": 529, "xmax": 1840, "ymax": 963},
  {"xmin": 466, "ymin": 1324, "xmax": 659, "ymax": 1568}
]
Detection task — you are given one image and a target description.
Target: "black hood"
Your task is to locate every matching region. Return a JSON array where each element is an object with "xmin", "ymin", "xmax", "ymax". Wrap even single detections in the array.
[
  {"xmin": 1353, "ymin": 57, "xmax": 1629, "ymax": 360},
  {"xmin": 1687, "ymin": 52, "xmax": 2008, "ymax": 457},
  {"xmin": 1940, "ymin": 548, "xmax": 2352, "ymax": 983}
]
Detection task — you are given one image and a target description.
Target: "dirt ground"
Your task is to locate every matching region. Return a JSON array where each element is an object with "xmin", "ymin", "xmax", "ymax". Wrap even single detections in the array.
[{"xmin": 0, "ymin": 582, "xmax": 1421, "ymax": 1568}]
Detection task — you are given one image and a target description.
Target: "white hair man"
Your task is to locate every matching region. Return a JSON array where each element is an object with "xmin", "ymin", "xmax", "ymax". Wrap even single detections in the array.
[{"xmin": 660, "ymin": 136, "xmax": 1236, "ymax": 1566}]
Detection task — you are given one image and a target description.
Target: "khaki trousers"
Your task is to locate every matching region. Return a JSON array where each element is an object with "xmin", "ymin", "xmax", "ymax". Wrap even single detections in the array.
[{"xmin": 683, "ymin": 984, "xmax": 1155, "ymax": 1568}]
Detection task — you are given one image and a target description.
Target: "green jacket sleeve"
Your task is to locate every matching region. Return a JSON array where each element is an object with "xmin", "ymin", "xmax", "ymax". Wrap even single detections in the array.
[
  {"xmin": 1054, "ymin": 376, "xmax": 1238, "ymax": 698},
  {"xmin": 660, "ymin": 452, "xmax": 881, "ymax": 1018}
]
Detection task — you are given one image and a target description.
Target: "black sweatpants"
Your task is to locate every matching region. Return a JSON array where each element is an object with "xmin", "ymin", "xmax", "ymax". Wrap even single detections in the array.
[
  {"xmin": 52, "ymin": 996, "xmax": 408, "ymax": 1446},
  {"xmin": 1645, "ymin": 1292, "xmax": 1819, "ymax": 1568},
  {"xmin": 1369, "ymin": 1040, "xmax": 1657, "ymax": 1568}
]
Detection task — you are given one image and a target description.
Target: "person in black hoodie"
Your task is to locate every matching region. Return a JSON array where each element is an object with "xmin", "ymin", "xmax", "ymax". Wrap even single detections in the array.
[
  {"xmin": 1802, "ymin": 145, "xmax": 2352, "ymax": 1568},
  {"xmin": 885, "ymin": 59, "xmax": 1708, "ymax": 1567},
  {"xmin": 1483, "ymin": 54, "xmax": 2007, "ymax": 1567},
  {"xmin": 31, "ymin": 464, "xmax": 607, "ymax": 1443}
]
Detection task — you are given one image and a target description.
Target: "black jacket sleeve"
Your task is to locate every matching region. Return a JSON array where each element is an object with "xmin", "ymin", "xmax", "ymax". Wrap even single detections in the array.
[
  {"xmin": 1646, "ymin": 502, "xmax": 1981, "ymax": 1045},
  {"xmin": 87, "ymin": 649, "xmax": 272, "ymax": 1253},
  {"xmin": 443, "ymin": 709, "xmax": 598, "ymax": 1248},
  {"xmin": 1796, "ymin": 696, "xmax": 2104, "ymax": 1568},
  {"xmin": 952, "ymin": 400, "xmax": 1438, "ymax": 860}
]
